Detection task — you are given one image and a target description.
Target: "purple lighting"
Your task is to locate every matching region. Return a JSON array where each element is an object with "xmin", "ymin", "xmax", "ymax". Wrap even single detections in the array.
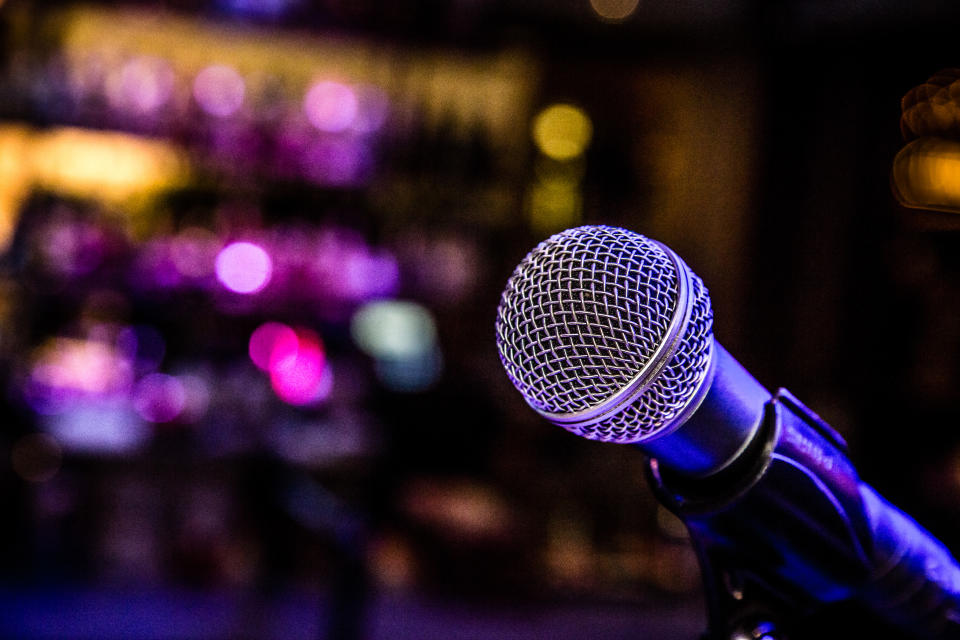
[
  {"xmin": 193, "ymin": 64, "xmax": 246, "ymax": 118},
  {"xmin": 215, "ymin": 241, "xmax": 273, "ymax": 294},
  {"xmin": 303, "ymin": 138, "xmax": 369, "ymax": 186},
  {"xmin": 303, "ymin": 81, "xmax": 358, "ymax": 133}
]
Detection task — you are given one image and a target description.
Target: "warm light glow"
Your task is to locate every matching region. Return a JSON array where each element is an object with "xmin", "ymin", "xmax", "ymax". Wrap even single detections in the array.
[
  {"xmin": 31, "ymin": 337, "xmax": 134, "ymax": 397},
  {"xmin": 0, "ymin": 126, "xmax": 35, "ymax": 251},
  {"xmin": 215, "ymin": 241, "xmax": 273, "ymax": 294},
  {"xmin": 589, "ymin": 0, "xmax": 640, "ymax": 21},
  {"xmin": 193, "ymin": 64, "xmax": 246, "ymax": 118},
  {"xmin": 892, "ymin": 138, "xmax": 960, "ymax": 213},
  {"xmin": 29, "ymin": 127, "xmax": 189, "ymax": 203},
  {"xmin": 532, "ymin": 104, "xmax": 593, "ymax": 161},
  {"xmin": 58, "ymin": 6, "xmax": 535, "ymax": 156}
]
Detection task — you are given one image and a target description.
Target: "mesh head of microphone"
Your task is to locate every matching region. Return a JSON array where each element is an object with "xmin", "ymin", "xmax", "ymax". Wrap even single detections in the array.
[{"xmin": 495, "ymin": 225, "xmax": 715, "ymax": 443}]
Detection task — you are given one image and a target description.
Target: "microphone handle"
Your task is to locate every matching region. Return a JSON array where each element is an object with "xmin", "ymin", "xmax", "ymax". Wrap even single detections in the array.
[{"xmin": 648, "ymin": 387, "xmax": 960, "ymax": 639}]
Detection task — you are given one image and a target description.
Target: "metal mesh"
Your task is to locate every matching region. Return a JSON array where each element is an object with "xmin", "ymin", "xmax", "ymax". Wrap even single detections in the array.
[{"xmin": 495, "ymin": 225, "xmax": 714, "ymax": 443}]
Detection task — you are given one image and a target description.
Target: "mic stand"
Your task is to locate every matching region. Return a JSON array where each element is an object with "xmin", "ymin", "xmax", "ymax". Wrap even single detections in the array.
[{"xmin": 645, "ymin": 389, "xmax": 960, "ymax": 640}]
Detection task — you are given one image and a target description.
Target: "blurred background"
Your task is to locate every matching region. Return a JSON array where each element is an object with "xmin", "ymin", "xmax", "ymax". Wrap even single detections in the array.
[{"xmin": 1, "ymin": 0, "xmax": 960, "ymax": 638}]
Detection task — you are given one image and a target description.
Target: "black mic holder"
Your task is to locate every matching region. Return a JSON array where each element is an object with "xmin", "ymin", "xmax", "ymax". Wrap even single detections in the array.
[{"xmin": 647, "ymin": 389, "xmax": 960, "ymax": 640}]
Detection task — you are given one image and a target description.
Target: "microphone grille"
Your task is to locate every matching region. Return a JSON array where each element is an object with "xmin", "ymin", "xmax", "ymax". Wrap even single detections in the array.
[{"xmin": 495, "ymin": 225, "xmax": 713, "ymax": 443}]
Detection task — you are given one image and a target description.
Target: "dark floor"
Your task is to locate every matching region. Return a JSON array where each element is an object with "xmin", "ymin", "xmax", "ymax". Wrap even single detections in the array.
[{"xmin": 0, "ymin": 584, "xmax": 707, "ymax": 640}]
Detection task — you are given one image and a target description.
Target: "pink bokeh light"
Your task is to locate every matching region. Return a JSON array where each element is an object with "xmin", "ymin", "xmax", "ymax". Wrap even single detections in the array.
[
  {"xmin": 193, "ymin": 64, "xmax": 246, "ymax": 118},
  {"xmin": 215, "ymin": 241, "xmax": 273, "ymax": 294},
  {"xmin": 110, "ymin": 56, "xmax": 175, "ymax": 116},
  {"xmin": 248, "ymin": 322, "xmax": 299, "ymax": 371},
  {"xmin": 268, "ymin": 327, "xmax": 330, "ymax": 406},
  {"xmin": 303, "ymin": 81, "xmax": 358, "ymax": 133}
]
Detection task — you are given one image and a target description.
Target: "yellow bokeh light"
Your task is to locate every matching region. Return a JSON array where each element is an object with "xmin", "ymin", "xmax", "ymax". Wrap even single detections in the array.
[
  {"xmin": 29, "ymin": 127, "xmax": 190, "ymax": 203},
  {"xmin": 589, "ymin": 0, "xmax": 640, "ymax": 21},
  {"xmin": 0, "ymin": 124, "xmax": 190, "ymax": 249},
  {"xmin": 532, "ymin": 103, "xmax": 593, "ymax": 161},
  {"xmin": 892, "ymin": 138, "xmax": 960, "ymax": 213}
]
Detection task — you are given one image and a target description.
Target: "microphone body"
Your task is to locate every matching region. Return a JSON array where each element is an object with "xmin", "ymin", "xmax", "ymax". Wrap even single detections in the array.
[
  {"xmin": 648, "ymin": 360, "xmax": 960, "ymax": 638},
  {"xmin": 495, "ymin": 225, "xmax": 960, "ymax": 638}
]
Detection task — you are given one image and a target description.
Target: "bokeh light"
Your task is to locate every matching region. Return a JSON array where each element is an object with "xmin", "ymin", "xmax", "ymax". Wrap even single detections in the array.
[
  {"xmin": 107, "ymin": 56, "xmax": 175, "ymax": 115},
  {"xmin": 268, "ymin": 327, "xmax": 331, "ymax": 406},
  {"xmin": 215, "ymin": 241, "xmax": 273, "ymax": 294},
  {"xmin": 532, "ymin": 103, "xmax": 593, "ymax": 161},
  {"xmin": 892, "ymin": 137, "xmax": 960, "ymax": 213},
  {"xmin": 29, "ymin": 337, "xmax": 134, "ymax": 401},
  {"xmin": 11, "ymin": 433, "xmax": 63, "ymax": 483},
  {"xmin": 304, "ymin": 81, "xmax": 358, "ymax": 133},
  {"xmin": 249, "ymin": 322, "xmax": 300, "ymax": 371},
  {"xmin": 44, "ymin": 398, "xmax": 149, "ymax": 454},
  {"xmin": 169, "ymin": 227, "xmax": 221, "ymax": 279},
  {"xmin": 351, "ymin": 84, "xmax": 390, "ymax": 134},
  {"xmin": 132, "ymin": 373, "xmax": 187, "ymax": 423},
  {"xmin": 589, "ymin": 0, "xmax": 640, "ymax": 22},
  {"xmin": 350, "ymin": 300, "xmax": 437, "ymax": 361},
  {"xmin": 351, "ymin": 300, "xmax": 442, "ymax": 391},
  {"xmin": 193, "ymin": 64, "xmax": 246, "ymax": 118},
  {"xmin": 29, "ymin": 127, "xmax": 190, "ymax": 203}
]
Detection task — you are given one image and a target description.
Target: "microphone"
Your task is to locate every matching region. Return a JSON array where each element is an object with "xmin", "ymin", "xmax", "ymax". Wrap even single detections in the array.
[{"xmin": 495, "ymin": 225, "xmax": 960, "ymax": 639}]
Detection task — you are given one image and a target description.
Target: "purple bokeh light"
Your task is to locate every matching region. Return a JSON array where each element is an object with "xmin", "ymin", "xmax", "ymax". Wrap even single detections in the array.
[
  {"xmin": 170, "ymin": 227, "xmax": 221, "ymax": 280},
  {"xmin": 215, "ymin": 241, "xmax": 273, "ymax": 294},
  {"xmin": 132, "ymin": 373, "xmax": 187, "ymax": 423},
  {"xmin": 193, "ymin": 64, "xmax": 246, "ymax": 118}
]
